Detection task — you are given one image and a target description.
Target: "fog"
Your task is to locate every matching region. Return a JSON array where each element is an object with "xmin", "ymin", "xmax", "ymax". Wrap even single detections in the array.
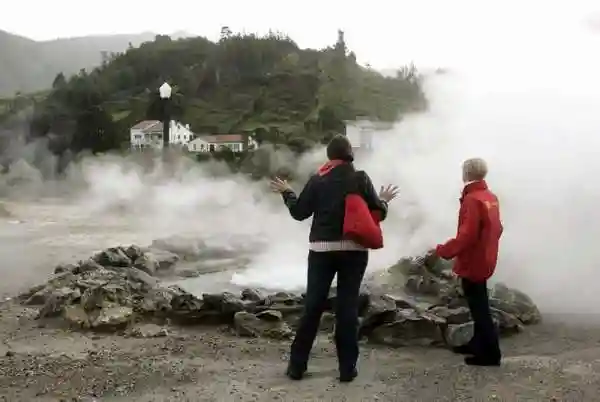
[{"xmin": 1, "ymin": 6, "xmax": 600, "ymax": 316}]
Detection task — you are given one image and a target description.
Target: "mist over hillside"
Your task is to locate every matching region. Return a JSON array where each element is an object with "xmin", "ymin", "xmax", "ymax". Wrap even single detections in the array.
[{"xmin": 0, "ymin": 29, "xmax": 193, "ymax": 96}]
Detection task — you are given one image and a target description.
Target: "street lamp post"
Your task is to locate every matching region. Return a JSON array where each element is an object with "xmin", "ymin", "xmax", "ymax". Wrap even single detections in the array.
[{"xmin": 158, "ymin": 82, "xmax": 172, "ymax": 152}]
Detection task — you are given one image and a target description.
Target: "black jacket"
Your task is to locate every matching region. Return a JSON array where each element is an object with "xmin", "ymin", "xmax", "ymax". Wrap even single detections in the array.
[{"xmin": 281, "ymin": 162, "xmax": 388, "ymax": 242}]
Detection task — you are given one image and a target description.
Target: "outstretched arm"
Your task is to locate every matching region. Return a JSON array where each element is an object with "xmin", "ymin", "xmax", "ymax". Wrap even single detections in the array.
[
  {"xmin": 361, "ymin": 172, "xmax": 389, "ymax": 221},
  {"xmin": 281, "ymin": 176, "xmax": 316, "ymax": 221}
]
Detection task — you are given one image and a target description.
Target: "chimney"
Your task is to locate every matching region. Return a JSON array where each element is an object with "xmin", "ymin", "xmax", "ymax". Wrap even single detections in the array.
[{"xmin": 186, "ymin": 124, "xmax": 190, "ymax": 130}]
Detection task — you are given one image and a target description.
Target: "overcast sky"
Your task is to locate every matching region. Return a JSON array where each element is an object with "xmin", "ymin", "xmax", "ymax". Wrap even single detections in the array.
[{"xmin": 2, "ymin": 0, "xmax": 599, "ymax": 70}]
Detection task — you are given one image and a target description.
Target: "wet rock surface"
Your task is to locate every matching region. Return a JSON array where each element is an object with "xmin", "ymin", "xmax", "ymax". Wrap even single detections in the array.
[{"xmin": 16, "ymin": 243, "xmax": 543, "ymax": 351}]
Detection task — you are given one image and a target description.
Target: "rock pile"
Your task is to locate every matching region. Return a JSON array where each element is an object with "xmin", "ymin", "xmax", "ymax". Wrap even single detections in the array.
[
  {"xmin": 384, "ymin": 256, "xmax": 542, "ymax": 346},
  {"xmin": 17, "ymin": 243, "xmax": 542, "ymax": 350}
]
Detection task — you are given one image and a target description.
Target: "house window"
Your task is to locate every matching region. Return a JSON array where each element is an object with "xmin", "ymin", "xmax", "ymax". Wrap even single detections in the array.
[{"xmin": 192, "ymin": 144, "xmax": 196, "ymax": 151}]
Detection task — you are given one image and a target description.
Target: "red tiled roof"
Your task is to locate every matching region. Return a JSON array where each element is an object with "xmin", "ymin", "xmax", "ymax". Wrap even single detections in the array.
[
  {"xmin": 131, "ymin": 120, "xmax": 161, "ymax": 131},
  {"xmin": 203, "ymin": 134, "xmax": 244, "ymax": 143}
]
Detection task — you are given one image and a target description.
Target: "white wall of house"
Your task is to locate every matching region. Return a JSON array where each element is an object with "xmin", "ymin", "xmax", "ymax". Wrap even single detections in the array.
[
  {"xmin": 187, "ymin": 137, "xmax": 212, "ymax": 152},
  {"xmin": 130, "ymin": 121, "xmax": 195, "ymax": 150},
  {"xmin": 187, "ymin": 136, "xmax": 258, "ymax": 153},
  {"xmin": 169, "ymin": 122, "xmax": 195, "ymax": 146},
  {"xmin": 345, "ymin": 120, "xmax": 375, "ymax": 150}
]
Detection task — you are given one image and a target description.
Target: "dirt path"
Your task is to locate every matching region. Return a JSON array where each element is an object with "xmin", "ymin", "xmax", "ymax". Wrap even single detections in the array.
[{"xmin": 0, "ymin": 303, "xmax": 599, "ymax": 401}]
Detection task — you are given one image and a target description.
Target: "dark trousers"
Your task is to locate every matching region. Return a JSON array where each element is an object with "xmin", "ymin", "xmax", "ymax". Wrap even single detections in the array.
[
  {"xmin": 462, "ymin": 278, "xmax": 502, "ymax": 360},
  {"xmin": 289, "ymin": 250, "xmax": 368, "ymax": 373}
]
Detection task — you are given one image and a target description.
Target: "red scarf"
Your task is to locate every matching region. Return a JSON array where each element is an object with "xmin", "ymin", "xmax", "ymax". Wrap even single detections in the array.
[{"xmin": 317, "ymin": 159, "xmax": 345, "ymax": 176}]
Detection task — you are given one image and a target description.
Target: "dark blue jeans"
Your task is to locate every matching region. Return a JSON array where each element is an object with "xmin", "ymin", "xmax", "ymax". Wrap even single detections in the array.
[{"xmin": 289, "ymin": 250, "xmax": 368, "ymax": 374}]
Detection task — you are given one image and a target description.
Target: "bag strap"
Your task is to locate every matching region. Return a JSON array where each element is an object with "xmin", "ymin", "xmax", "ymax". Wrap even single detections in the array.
[{"xmin": 345, "ymin": 170, "xmax": 367, "ymax": 196}]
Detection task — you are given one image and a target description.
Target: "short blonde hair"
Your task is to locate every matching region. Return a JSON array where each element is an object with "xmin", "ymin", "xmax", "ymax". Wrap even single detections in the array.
[{"xmin": 463, "ymin": 158, "xmax": 488, "ymax": 181}]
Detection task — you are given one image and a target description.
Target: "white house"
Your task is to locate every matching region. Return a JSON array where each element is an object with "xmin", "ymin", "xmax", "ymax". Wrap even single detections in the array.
[
  {"xmin": 343, "ymin": 118, "xmax": 394, "ymax": 150},
  {"xmin": 187, "ymin": 134, "xmax": 258, "ymax": 153},
  {"xmin": 344, "ymin": 118, "xmax": 376, "ymax": 150},
  {"xmin": 130, "ymin": 120, "xmax": 196, "ymax": 150}
]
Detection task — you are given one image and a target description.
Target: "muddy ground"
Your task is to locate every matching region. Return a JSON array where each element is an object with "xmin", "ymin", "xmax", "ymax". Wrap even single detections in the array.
[{"xmin": 0, "ymin": 300, "xmax": 599, "ymax": 402}]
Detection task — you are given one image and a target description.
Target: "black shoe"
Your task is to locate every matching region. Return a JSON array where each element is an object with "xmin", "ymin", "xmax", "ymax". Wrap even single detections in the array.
[
  {"xmin": 339, "ymin": 368, "xmax": 358, "ymax": 383},
  {"xmin": 452, "ymin": 344, "xmax": 474, "ymax": 355},
  {"xmin": 464, "ymin": 356, "xmax": 501, "ymax": 367},
  {"xmin": 285, "ymin": 365, "xmax": 305, "ymax": 380}
]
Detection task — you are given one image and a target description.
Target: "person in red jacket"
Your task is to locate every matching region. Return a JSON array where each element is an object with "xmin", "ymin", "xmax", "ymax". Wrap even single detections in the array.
[{"xmin": 431, "ymin": 157, "xmax": 503, "ymax": 366}]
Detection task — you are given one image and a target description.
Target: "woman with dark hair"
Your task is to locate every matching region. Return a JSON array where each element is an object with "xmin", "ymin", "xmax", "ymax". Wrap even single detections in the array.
[{"xmin": 270, "ymin": 134, "xmax": 398, "ymax": 382}]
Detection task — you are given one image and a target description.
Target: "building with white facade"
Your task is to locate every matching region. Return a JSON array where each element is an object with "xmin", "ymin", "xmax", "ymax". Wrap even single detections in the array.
[
  {"xmin": 187, "ymin": 134, "xmax": 258, "ymax": 153},
  {"xmin": 343, "ymin": 118, "xmax": 393, "ymax": 151},
  {"xmin": 130, "ymin": 120, "xmax": 196, "ymax": 150},
  {"xmin": 344, "ymin": 118, "xmax": 376, "ymax": 150}
]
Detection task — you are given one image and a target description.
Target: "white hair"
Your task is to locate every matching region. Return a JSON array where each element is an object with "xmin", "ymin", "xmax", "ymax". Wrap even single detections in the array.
[{"xmin": 463, "ymin": 157, "xmax": 488, "ymax": 181}]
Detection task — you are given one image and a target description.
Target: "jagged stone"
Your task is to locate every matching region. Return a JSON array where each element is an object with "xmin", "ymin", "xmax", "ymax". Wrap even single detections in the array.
[
  {"xmin": 94, "ymin": 247, "xmax": 131, "ymax": 268},
  {"xmin": 445, "ymin": 322, "xmax": 474, "ymax": 347},
  {"xmin": 241, "ymin": 288, "xmax": 265, "ymax": 302},
  {"xmin": 63, "ymin": 305, "xmax": 90, "ymax": 329},
  {"xmin": 368, "ymin": 309, "xmax": 445, "ymax": 347},
  {"xmin": 360, "ymin": 293, "xmax": 398, "ymax": 336},
  {"xmin": 428, "ymin": 306, "xmax": 471, "ymax": 325},
  {"xmin": 132, "ymin": 253, "xmax": 160, "ymax": 276},
  {"xmin": 233, "ymin": 311, "xmax": 293, "ymax": 339},
  {"xmin": 127, "ymin": 323, "xmax": 168, "ymax": 338},
  {"xmin": 91, "ymin": 306, "xmax": 134, "ymax": 331}
]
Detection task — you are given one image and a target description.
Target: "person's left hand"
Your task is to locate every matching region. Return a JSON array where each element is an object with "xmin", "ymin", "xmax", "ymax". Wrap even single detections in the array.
[{"xmin": 269, "ymin": 177, "xmax": 293, "ymax": 193}]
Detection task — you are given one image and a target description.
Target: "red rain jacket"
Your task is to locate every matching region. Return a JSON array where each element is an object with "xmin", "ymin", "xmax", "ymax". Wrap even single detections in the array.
[{"xmin": 435, "ymin": 180, "xmax": 503, "ymax": 282}]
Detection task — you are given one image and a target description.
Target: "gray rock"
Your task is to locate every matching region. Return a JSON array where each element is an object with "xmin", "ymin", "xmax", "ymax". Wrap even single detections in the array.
[
  {"xmin": 255, "ymin": 309, "xmax": 283, "ymax": 322},
  {"xmin": 144, "ymin": 249, "xmax": 179, "ymax": 272},
  {"xmin": 94, "ymin": 247, "xmax": 131, "ymax": 268},
  {"xmin": 489, "ymin": 283, "xmax": 542, "ymax": 324},
  {"xmin": 445, "ymin": 322, "xmax": 474, "ymax": 347},
  {"xmin": 233, "ymin": 311, "xmax": 293, "ymax": 339},
  {"xmin": 241, "ymin": 288, "xmax": 265, "ymax": 302},
  {"xmin": 37, "ymin": 287, "xmax": 82, "ymax": 319},
  {"xmin": 360, "ymin": 293, "xmax": 399, "ymax": 335},
  {"xmin": 368, "ymin": 310, "xmax": 445, "ymax": 347},
  {"xmin": 63, "ymin": 305, "xmax": 90, "ymax": 329},
  {"xmin": 428, "ymin": 306, "xmax": 471, "ymax": 325},
  {"xmin": 202, "ymin": 292, "xmax": 246, "ymax": 315},
  {"xmin": 91, "ymin": 306, "xmax": 134, "ymax": 330},
  {"xmin": 319, "ymin": 312, "xmax": 336, "ymax": 332},
  {"xmin": 133, "ymin": 253, "xmax": 160, "ymax": 276},
  {"xmin": 127, "ymin": 323, "xmax": 168, "ymax": 338}
]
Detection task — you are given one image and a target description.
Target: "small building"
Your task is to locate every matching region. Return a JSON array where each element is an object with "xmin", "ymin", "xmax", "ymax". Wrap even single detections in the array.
[
  {"xmin": 130, "ymin": 120, "xmax": 196, "ymax": 150},
  {"xmin": 344, "ymin": 118, "xmax": 376, "ymax": 150},
  {"xmin": 343, "ymin": 117, "xmax": 393, "ymax": 151},
  {"xmin": 187, "ymin": 134, "xmax": 258, "ymax": 153}
]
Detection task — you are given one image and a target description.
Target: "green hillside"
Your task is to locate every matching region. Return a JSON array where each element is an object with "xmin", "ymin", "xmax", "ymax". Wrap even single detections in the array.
[{"xmin": 28, "ymin": 29, "xmax": 427, "ymax": 155}]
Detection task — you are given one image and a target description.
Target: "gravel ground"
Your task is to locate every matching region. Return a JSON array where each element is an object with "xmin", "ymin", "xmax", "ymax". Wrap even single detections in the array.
[{"xmin": 1, "ymin": 302, "xmax": 599, "ymax": 402}]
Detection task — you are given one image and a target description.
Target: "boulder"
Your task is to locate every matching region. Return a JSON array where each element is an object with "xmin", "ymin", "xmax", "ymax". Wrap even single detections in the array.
[
  {"xmin": 388, "ymin": 256, "xmax": 541, "ymax": 329},
  {"xmin": 93, "ymin": 247, "xmax": 131, "ymax": 268},
  {"xmin": 488, "ymin": 283, "xmax": 541, "ymax": 324},
  {"xmin": 127, "ymin": 323, "xmax": 169, "ymax": 338},
  {"xmin": 233, "ymin": 311, "xmax": 293, "ymax": 339},
  {"xmin": 368, "ymin": 309, "xmax": 445, "ymax": 347},
  {"xmin": 91, "ymin": 306, "xmax": 134, "ymax": 331},
  {"xmin": 445, "ymin": 322, "xmax": 474, "ymax": 347}
]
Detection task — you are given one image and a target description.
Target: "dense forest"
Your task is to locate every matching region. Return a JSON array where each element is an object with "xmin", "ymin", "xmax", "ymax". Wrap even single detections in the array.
[{"xmin": 3, "ymin": 28, "xmax": 427, "ymax": 167}]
